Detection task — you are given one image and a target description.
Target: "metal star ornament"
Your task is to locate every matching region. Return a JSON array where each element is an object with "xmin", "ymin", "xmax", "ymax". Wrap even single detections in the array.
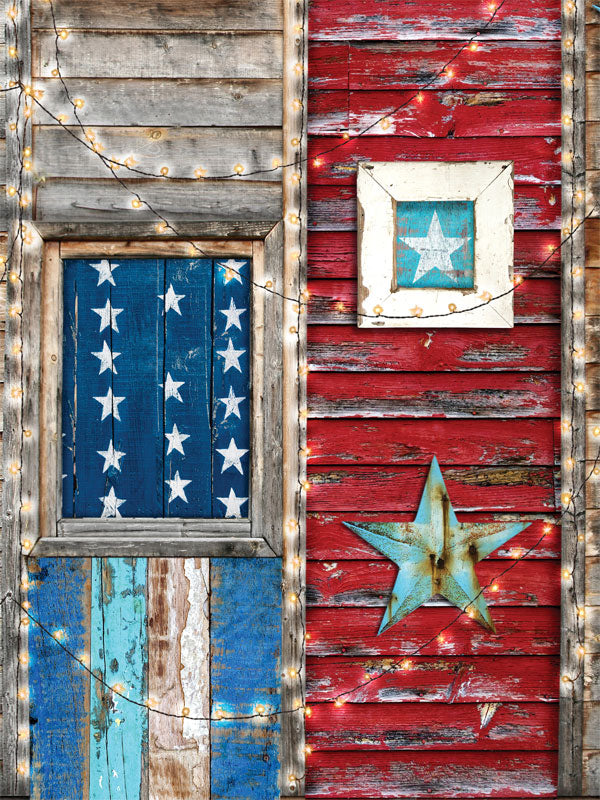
[{"xmin": 344, "ymin": 457, "xmax": 533, "ymax": 635}]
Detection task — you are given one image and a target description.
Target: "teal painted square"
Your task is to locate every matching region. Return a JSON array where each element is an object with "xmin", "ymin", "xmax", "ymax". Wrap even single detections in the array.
[{"xmin": 395, "ymin": 200, "xmax": 475, "ymax": 289}]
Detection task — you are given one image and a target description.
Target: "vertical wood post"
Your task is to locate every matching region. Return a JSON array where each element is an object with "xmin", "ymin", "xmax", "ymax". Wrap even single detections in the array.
[
  {"xmin": 281, "ymin": 0, "xmax": 308, "ymax": 795},
  {"xmin": 559, "ymin": 0, "xmax": 586, "ymax": 794}
]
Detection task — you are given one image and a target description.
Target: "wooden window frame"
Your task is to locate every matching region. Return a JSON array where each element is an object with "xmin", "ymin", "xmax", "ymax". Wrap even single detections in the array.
[{"xmin": 34, "ymin": 231, "xmax": 285, "ymax": 559}]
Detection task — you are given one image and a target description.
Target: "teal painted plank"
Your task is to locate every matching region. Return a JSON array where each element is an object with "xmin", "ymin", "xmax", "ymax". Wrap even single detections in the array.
[
  {"xmin": 210, "ymin": 558, "xmax": 282, "ymax": 799},
  {"xmin": 212, "ymin": 260, "xmax": 251, "ymax": 519},
  {"xmin": 89, "ymin": 558, "xmax": 148, "ymax": 799},
  {"xmin": 163, "ymin": 259, "xmax": 212, "ymax": 516},
  {"xmin": 29, "ymin": 558, "xmax": 90, "ymax": 800}
]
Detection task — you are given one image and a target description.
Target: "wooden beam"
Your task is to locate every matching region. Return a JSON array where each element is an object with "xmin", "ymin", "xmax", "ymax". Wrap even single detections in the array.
[
  {"xmin": 35, "ymin": 220, "xmax": 279, "ymax": 241},
  {"xmin": 31, "ymin": 536, "xmax": 276, "ymax": 558},
  {"xmin": 59, "ymin": 239, "xmax": 253, "ymax": 258},
  {"xmin": 559, "ymin": 0, "xmax": 587, "ymax": 794}
]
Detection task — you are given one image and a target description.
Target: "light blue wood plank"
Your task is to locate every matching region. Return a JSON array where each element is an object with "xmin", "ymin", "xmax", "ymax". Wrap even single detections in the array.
[
  {"xmin": 210, "ymin": 558, "xmax": 281, "ymax": 800},
  {"xmin": 29, "ymin": 558, "xmax": 90, "ymax": 799},
  {"xmin": 89, "ymin": 558, "xmax": 148, "ymax": 800},
  {"xmin": 212, "ymin": 260, "xmax": 251, "ymax": 519},
  {"xmin": 163, "ymin": 258, "xmax": 212, "ymax": 516}
]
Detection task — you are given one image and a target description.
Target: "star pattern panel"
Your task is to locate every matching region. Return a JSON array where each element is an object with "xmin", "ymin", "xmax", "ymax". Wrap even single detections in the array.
[{"xmin": 62, "ymin": 258, "xmax": 251, "ymax": 518}]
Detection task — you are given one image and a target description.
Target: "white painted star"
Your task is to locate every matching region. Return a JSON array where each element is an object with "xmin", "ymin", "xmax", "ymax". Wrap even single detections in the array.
[
  {"xmin": 158, "ymin": 284, "xmax": 185, "ymax": 315},
  {"xmin": 94, "ymin": 387, "xmax": 125, "ymax": 421},
  {"xmin": 217, "ymin": 338, "xmax": 245, "ymax": 373},
  {"xmin": 216, "ymin": 437, "xmax": 248, "ymax": 475},
  {"xmin": 220, "ymin": 297, "xmax": 247, "ymax": 332},
  {"xmin": 217, "ymin": 259, "xmax": 246, "ymax": 284},
  {"xmin": 165, "ymin": 423, "xmax": 190, "ymax": 455},
  {"xmin": 165, "ymin": 471, "xmax": 191, "ymax": 504},
  {"xmin": 219, "ymin": 386, "xmax": 246, "ymax": 420},
  {"xmin": 90, "ymin": 259, "xmax": 119, "ymax": 287},
  {"xmin": 160, "ymin": 373, "xmax": 185, "ymax": 402},
  {"xmin": 217, "ymin": 487, "xmax": 248, "ymax": 518},
  {"xmin": 92, "ymin": 341, "xmax": 120, "ymax": 374},
  {"xmin": 100, "ymin": 486, "xmax": 126, "ymax": 518},
  {"xmin": 97, "ymin": 440, "xmax": 126, "ymax": 472},
  {"xmin": 398, "ymin": 210, "xmax": 470, "ymax": 284},
  {"xmin": 92, "ymin": 299, "xmax": 124, "ymax": 333}
]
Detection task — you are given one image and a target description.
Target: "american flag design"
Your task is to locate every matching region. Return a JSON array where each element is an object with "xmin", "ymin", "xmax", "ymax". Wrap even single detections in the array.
[{"xmin": 62, "ymin": 257, "xmax": 251, "ymax": 518}]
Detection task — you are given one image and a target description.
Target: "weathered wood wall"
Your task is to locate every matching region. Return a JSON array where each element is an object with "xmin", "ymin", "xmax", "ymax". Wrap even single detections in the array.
[{"xmin": 305, "ymin": 0, "xmax": 564, "ymax": 796}]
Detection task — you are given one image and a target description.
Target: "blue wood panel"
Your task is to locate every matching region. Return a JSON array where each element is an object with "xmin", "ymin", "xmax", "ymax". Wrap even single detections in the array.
[
  {"xmin": 395, "ymin": 200, "xmax": 475, "ymax": 289},
  {"xmin": 210, "ymin": 558, "xmax": 281, "ymax": 799},
  {"xmin": 29, "ymin": 558, "xmax": 90, "ymax": 800},
  {"xmin": 212, "ymin": 260, "xmax": 251, "ymax": 519},
  {"xmin": 89, "ymin": 558, "xmax": 148, "ymax": 799},
  {"xmin": 61, "ymin": 261, "xmax": 78, "ymax": 517},
  {"xmin": 163, "ymin": 259, "xmax": 212, "ymax": 516}
]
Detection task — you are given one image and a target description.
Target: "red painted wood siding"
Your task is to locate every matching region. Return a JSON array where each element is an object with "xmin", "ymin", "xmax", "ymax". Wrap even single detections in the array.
[{"xmin": 305, "ymin": 0, "xmax": 561, "ymax": 796}]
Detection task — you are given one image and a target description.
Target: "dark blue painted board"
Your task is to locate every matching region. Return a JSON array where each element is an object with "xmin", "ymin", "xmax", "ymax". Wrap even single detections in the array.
[
  {"xmin": 210, "ymin": 558, "xmax": 282, "ymax": 800},
  {"xmin": 62, "ymin": 259, "xmax": 251, "ymax": 518},
  {"xmin": 212, "ymin": 260, "xmax": 251, "ymax": 519},
  {"xmin": 29, "ymin": 558, "xmax": 90, "ymax": 799},
  {"xmin": 164, "ymin": 259, "xmax": 212, "ymax": 516}
]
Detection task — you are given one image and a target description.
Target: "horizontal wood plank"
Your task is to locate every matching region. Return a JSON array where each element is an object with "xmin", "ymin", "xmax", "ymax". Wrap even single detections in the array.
[
  {"xmin": 307, "ymin": 278, "xmax": 560, "ymax": 325},
  {"xmin": 307, "ymin": 559, "xmax": 560, "ymax": 607},
  {"xmin": 305, "ymin": 655, "xmax": 560, "ymax": 703},
  {"xmin": 307, "ymin": 418, "xmax": 558, "ymax": 465},
  {"xmin": 33, "ymin": 126, "xmax": 282, "ymax": 180},
  {"xmin": 308, "ymin": 0, "xmax": 560, "ymax": 41},
  {"xmin": 34, "ymin": 78, "xmax": 283, "ymax": 127},
  {"xmin": 31, "ymin": 536, "xmax": 277, "ymax": 557},
  {"xmin": 305, "ymin": 750, "xmax": 557, "ymax": 797},
  {"xmin": 307, "ymin": 136, "xmax": 560, "ymax": 185},
  {"xmin": 308, "ymin": 185, "xmax": 562, "ymax": 231},
  {"xmin": 33, "ymin": 0, "xmax": 283, "ymax": 30},
  {"xmin": 307, "ymin": 372, "xmax": 560, "ymax": 418},
  {"xmin": 307, "ymin": 231, "xmax": 561, "ymax": 279},
  {"xmin": 33, "ymin": 31, "xmax": 283, "ymax": 78},
  {"xmin": 307, "ymin": 514, "xmax": 560, "ymax": 560},
  {"xmin": 33, "ymin": 179, "xmax": 282, "ymax": 222},
  {"xmin": 306, "ymin": 465, "xmax": 558, "ymax": 511},
  {"xmin": 306, "ymin": 606, "xmax": 560, "ymax": 656},
  {"xmin": 307, "ymin": 325, "xmax": 560, "ymax": 371},
  {"xmin": 305, "ymin": 702, "xmax": 557, "ymax": 750}
]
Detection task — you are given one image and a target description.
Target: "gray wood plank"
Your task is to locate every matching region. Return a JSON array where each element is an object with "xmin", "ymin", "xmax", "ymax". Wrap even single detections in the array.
[
  {"xmin": 58, "ymin": 517, "xmax": 251, "ymax": 537},
  {"xmin": 560, "ymin": 0, "xmax": 587, "ymax": 794},
  {"xmin": 34, "ymin": 31, "xmax": 283, "ymax": 78},
  {"xmin": 33, "ymin": 126, "xmax": 282, "ymax": 181},
  {"xmin": 33, "ymin": 0, "xmax": 283, "ymax": 30},
  {"xmin": 33, "ymin": 179, "xmax": 282, "ymax": 222},
  {"xmin": 31, "ymin": 536, "xmax": 277, "ymax": 557},
  {"xmin": 34, "ymin": 78, "xmax": 282, "ymax": 127},
  {"xmin": 35, "ymin": 220, "xmax": 278, "ymax": 240}
]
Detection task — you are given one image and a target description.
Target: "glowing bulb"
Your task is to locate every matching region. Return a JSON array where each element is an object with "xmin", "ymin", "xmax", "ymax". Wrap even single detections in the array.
[
  {"xmin": 292, "ymin": 98, "xmax": 302, "ymax": 111},
  {"xmin": 563, "ymin": 114, "xmax": 572, "ymax": 125},
  {"xmin": 52, "ymin": 629, "xmax": 65, "ymax": 641},
  {"xmin": 287, "ymin": 667, "xmax": 298, "ymax": 678},
  {"xmin": 7, "ymin": 6, "xmax": 17, "ymax": 19},
  {"xmin": 182, "ymin": 707, "xmax": 190, "ymax": 716},
  {"xmin": 577, "ymin": 607, "xmax": 585, "ymax": 618},
  {"xmin": 21, "ymin": 502, "xmax": 31, "ymax": 512},
  {"xmin": 575, "ymin": 382, "xmax": 585, "ymax": 393},
  {"xmin": 9, "ymin": 122, "xmax": 17, "ymax": 130},
  {"xmin": 561, "ymin": 419, "xmax": 572, "ymax": 432},
  {"xmin": 265, "ymin": 280, "xmax": 273, "ymax": 289},
  {"xmin": 410, "ymin": 306, "xmax": 423, "ymax": 317},
  {"xmin": 289, "ymin": 774, "xmax": 297, "ymax": 784},
  {"xmin": 564, "ymin": 38, "xmax": 573, "ymax": 49},
  {"xmin": 291, "ymin": 137, "xmax": 300, "ymax": 146},
  {"xmin": 334, "ymin": 698, "xmax": 345, "ymax": 707},
  {"xmin": 9, "ymin": 462, "xmax": 21, "ymax": 475},
  {"xmin": 214, "ymin": 707, "xmax": 224, "ymax": 719},
  {"xmin": 291, "ymin": 172, "xmax": 300, "ymax": 183},
  {"xmin": 470, "ymin": 41, "xmax": 478, "ymax": 51},
  {"xmin": 272, "ymin": 157, "xmax": 281, "ymax": 169},
  {"xmin": 313, "ymin": 157, "xmax": 322, "ymax": 167},
  {"xmin": 574, "ymin": 347, "xmax": 585, "ymax": 358},
  {"xmin": 438, "ymin": 634, "xmax": 445, "ymax": 642},
  {"xmin": 131, "ymin": 198, "xmax": 142, "ymax": 209},
  {"xmin": 145, "ymin": 697, "xmax": 157, "ymax": 708},
  {"xmin": 288, "ymin": 213, "xmax": 299, "ymax": 224},
  {"xmin": 17, "ymin": 763, "xmax": 26, "ymax": 776},
  {"xmin": 562, "ymin": 569, "xmax": 571, "ymax": 579},
  {"xmin": 59, "ymin": 29, "xmax": 69, "ymax": 40},
  {"xmin": 576, "ymin": 645, "xmax": 585, "ymax": 658},
  {"xmin": 288, "ymin": 592, "xmax": 298, "ymax": 603},
  {"xmin": 23, "ymin": 160, "xmax": 32, "ymax": 171},
  {"xmin": 479, "ymin": 290, "xmax": 492, "ymax": 302},
  {"xmin": 445, "ymin": 68, "xmax": 454, "ymax": 78},
  {"xmin": 57, "ymin": 113, "xmax": 68, "ymax": 124},
  {"xmin": 233, "ymin": 163, "xmax": 245, "ymax": 174},
  {"xmin": 565, "ymin": 457, "xmax": 575, "ymax": 469},
  {"xmin": 342, "ymin": 131, "xmax": 350, "ymax": 139},
  {"xmin": 543, "ymin": 524, "xmax": 552, "ymax": 534},
  {"xmin": 255, "ymin": 703, "xmax": 266, "ymax": 715},
  {"xmin": 302, "ymin": 480, "xmax": 311, "ymax": 491},
  {"xmin": 491, "ymin": 583, "xmax": 499, "ymax": 592},
  {"xmin": 293, "ymin": 62, "xmax": 303, "ymax": 75},
  {"xmin": 575, "ymin": 190, "xmax": 584, "ymax": 202},
  {"xmin": 305, "ymin": 705, "xmax": 313, "ymax": 717},
  {"xmin": 155, "ymin": 222, "xmax": 168, "ymax": 234},
  {"xmin": 513, "ymin": 274, "xmax": 524, "ymax": 285},
  {"xmin": 19, "ymin": 195, "xmax": 30, "ymax": 207},
  {"xmin": 448, "ymin": 302, "xmax": 457, "ymax": 312},
  {"xmin": 564, "ymin": 74, "xmax": 574, "ymax": 86},
  {"xmin": 305, "ymin": 744, "xmax": 313, "ymax": 754},
  {"xmin": 22, "ymin": 539, "xmax": 32, "ymax": 552},
  {"xmin": 12, "ymin": 344, "xmax": 21, "ymax": 355},
  {"xmin": 73, "ymin": 97, "xmax": 85, "ymax": 109},
  {"xmin": 561, "ymin": 492, "xmax": 572, "ymax": 506},
  {"xmin": 573, "ymin": 310, "xmax": 583, "ymax": 320},
  {"xmin": 8, "ymin": 46, "xmax": 17, "ymax": 58},
  {"xmin": 416, "ymin": 92, "xmax": 424, "ymax": 103},
  {"xmin": 593, "ymin": 426, "xmax": 600, "ymax": 437},
  {"xmin": 17, "ymin": 689, "xmax": 27, "ymax": 700},
  {"xmin": 112, "ymin": 683, "xmax": 125, "ymax": 694},
  {"xmin": 380, "ymin": 117, "xmax": 391, "ymax": 130},
  {"xmin": 7, "ymin": 185, "xmax": 17, "ymax": 197},
  {"xmin": 373, "ymin": 305, "xmax": 383, "ymax": 316},
  {"xmin": 11, "ymin": 387, "xmax": 22, "ymax": 399}
]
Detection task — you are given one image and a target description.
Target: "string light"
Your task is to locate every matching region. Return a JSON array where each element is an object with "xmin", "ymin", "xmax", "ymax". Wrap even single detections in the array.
[
  {"xmin": 59, "ymin": 29, "xmax": 69, "ymax": 40},
  {"xmin": 131, "ymin": 198, "xmax": 142, "ymax": 209},
  {"xmin": 73, "ymin": 98, "xmax": 85, "ymax": 109},
  {"xmin": 233, "ymin": 163, "xmax": 245, "ymax": 175}
]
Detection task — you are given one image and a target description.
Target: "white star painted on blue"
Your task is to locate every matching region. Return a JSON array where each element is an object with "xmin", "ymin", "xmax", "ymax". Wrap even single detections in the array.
[
  {"xmin": 218, "ymin": 259, "xmax": 246, "ymax": 284},
  {"xmin": 219, "ymin": 386, "xmax": 246, "ymax": 420},
  {"xmin": 217, "ymin": 338, "xmax": 245, "ymax": 373},
  {"xmin": 90, "ymin": 259, "xmax": 119, "ymax": 287},
  {"xmin": 217, "ymin": 487, "xmax": 248, "ymax": 518},
  {"xmin": 92, "ymin": 299, "xmax": 123, "ymax": 333},
  {"xmin": 216, "ymin": 437, "xmax": 248, "ymax": 475},
  {"xmin": 97, "ymin": 440, "xmax": 126, "ymax": 472},
  {"xmin": 94, "ymin": 387, "xmax": 125, "ymax": 421},
  {"xmin": 160, "ymin": 373, "xmax": 185, "ymax": 402},
  {"xmin": 220, "ymin": 297, "xmax": 246, "ymax": 332},
  {"xmin": 165, "ymin": 471, "xmax": 191, "ymax": 504},
  {"xmin": 100, "ymin": 486, "xmax": 125, "ymax": 518},
  {"xmin": 92, "ymin": 341, "xmax": 120, "ymax": 374},
  {"xmin": 158, "ymin": 284, "xmax": 185, "ymax": 315},
  {"xmin": 165, "ymin": 423, "xmax": 190, "ymax": 456}
]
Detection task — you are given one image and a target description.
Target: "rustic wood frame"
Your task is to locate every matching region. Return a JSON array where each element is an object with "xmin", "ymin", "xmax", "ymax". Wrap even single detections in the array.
[
  {"xmin": 32, "ymin": 233, "xmax": 284, "ymax": 559},
  {"xmin": 356, "ymin": 160, "xmax": 515, "ymax": 328}
]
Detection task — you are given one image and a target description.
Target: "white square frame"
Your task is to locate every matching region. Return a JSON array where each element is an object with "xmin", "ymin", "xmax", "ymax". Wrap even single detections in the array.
[{"xmin": 357, "ymin": 161, "xmax": 515, "ymax": 328}]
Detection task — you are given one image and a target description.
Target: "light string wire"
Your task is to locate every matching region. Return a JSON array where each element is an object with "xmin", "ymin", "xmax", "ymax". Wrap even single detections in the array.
[{"xmin": 0, "ymin": 0, "xmax": 590, "ymax": 742}]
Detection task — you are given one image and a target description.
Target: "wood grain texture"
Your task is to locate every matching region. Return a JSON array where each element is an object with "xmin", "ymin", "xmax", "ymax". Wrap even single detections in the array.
[
  {"xmin": 306, "ymin": 418, "xmax": 558, "ymax": 465},
  {"xmin": 147, "ymin": 559, "xmax": 210, "ymax": 800},
  {"xmin": 34, "ymin": 78, "xmax": 283, "ymax": 127},
  {"xmin": 29, "ymin": 558, "xmax": 90, "ymax": 800},
  {"xmin": 304, "ymin": 750, "xmax": 557, "ymax": 797},
  {"xmin": 33, "ymin": 127, "xmax": 282, "ymax": 182},
  {"xmin": 307, "ymin": 325, "xmax": 560, "ymax": 371},
  {"xmin": 33, "ymin": 31, "xmax": 283, "ymax": 79},
  {"xmin": 306, "ymin": 655, "xmax": 560, "ymax": 703},
  {"xmin": 305, "ymin": 701, "xmax": 557, "ymax": 750},
  {"xmin": 307, "ymin": 372, "xmax": 560, "ymax": 419},
  {"xmin": 32, "ymin": 536, "xmax": 276, "ymax": 558}
]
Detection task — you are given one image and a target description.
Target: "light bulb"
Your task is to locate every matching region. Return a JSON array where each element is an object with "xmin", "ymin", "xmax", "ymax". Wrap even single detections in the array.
[
  {"xmin": 159, "ymin": 166, "xmax": 169, "ymax": 176},
  {"xmin": 59, "ymin": 29, "xmax": 69, "ymax": 40},
  {"xmin": 233, "ymin": 163, "xmax": 245, "ymax": 174},
  {"xmin": 73, "ymin": 97, "xmax": 85, "ymax": 109},
  {"xmin": 131, "ymin": 198, "xmax": 142, "ymax": 209},
  {"xmin": 410, "ymin": 306, "xmax": 423, "ymax": 317}
]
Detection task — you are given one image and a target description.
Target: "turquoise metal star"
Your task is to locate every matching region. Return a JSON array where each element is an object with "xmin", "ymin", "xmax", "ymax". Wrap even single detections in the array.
[{"xmin": 344, "ymin": 457, "xmax": 532, "ymax": 634}]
